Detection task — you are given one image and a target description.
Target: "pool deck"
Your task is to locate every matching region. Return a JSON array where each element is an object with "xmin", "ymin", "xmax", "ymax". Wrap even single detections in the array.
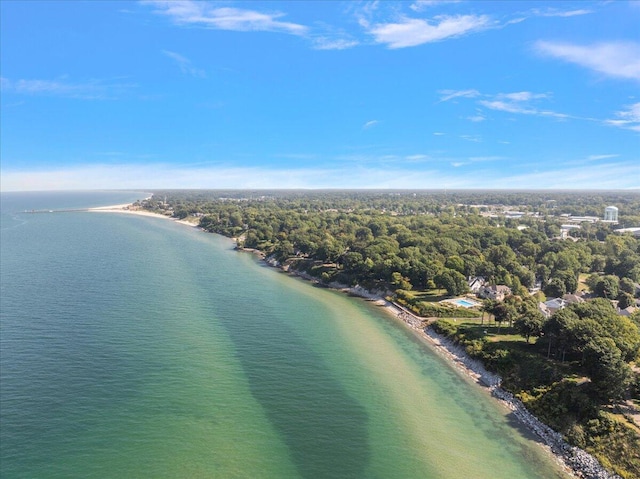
[{"xmin": 440, "ymin": 297, "xmax": 482, "ymax": 308}]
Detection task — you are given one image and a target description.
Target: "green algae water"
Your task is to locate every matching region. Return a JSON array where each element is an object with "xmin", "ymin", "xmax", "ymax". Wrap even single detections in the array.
[{"xmin": 0, "ymin": 192, "xmax": 571, "ymax": 479}]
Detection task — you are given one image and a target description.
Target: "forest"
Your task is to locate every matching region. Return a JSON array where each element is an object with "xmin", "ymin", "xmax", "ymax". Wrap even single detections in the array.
[{"xmin": 141, "ymin": 189, "xmax": 640, "ymax": 478}]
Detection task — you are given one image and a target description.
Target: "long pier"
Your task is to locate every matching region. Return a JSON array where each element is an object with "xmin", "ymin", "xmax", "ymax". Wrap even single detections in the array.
[{"xmin": 23, "ymin": 208, "xmax": 91, "ymax": 214}]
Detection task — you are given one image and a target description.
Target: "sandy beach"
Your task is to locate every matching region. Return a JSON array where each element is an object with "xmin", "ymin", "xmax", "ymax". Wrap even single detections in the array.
[{"xmin": 87, "ymin": 203, "xmax": 199, "ymax": 227}]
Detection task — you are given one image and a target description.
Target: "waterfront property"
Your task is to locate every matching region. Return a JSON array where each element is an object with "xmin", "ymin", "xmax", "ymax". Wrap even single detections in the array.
[
  {"xmin": 0, "ymin": 191, "xmax": 574, "ymax": 479},
  {"xmin": 441, "ymin": 297, "xmax": 481, "ymax": 308},
  {"xmin": 478, "ymin": 285, "xmax": 512, "ymax": 301}
]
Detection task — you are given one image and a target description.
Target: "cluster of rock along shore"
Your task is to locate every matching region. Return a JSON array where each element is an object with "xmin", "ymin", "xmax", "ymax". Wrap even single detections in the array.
[
  {"xmin": 382, "ymin": 296, "xmax": 620, "ymax": 479},
  {"xmin": 422, "ymin": 331, "xmax": 620, "ymax": 479},
  {"xmin": 255, "ymin": 253, "xmax": 620, "ymax": 479}
]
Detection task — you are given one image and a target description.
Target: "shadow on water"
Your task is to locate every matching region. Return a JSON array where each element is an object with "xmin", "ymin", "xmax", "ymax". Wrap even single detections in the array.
[
  {"xmin": 503, "ymin": 412, "xmax": 570, "ymax": 479},
  {"xmin": 216, "ymin": 306, "xmax": 370, "ymax": 479},
  {"xmin": 505, "ymin": 411, "xmax": 546, "ymax": 446}
]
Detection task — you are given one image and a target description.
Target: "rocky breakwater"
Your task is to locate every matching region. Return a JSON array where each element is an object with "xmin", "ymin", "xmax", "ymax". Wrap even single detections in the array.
[
  {"xmin": 491, "ymin": 388, "xmax": 621, "ymax": 479},
  {"xmin": 424, "ymin": 326, "xmax": 622, "ymax": 479}
]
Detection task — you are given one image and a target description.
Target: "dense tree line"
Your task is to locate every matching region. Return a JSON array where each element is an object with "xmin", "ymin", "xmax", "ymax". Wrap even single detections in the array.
[
  {"xmin": 143, "ymin": 189, "xmax": 640, "ymax": 478},
  {"xmin": 143, "ymin": 190, "xmax": 640, "ymax": 302}
]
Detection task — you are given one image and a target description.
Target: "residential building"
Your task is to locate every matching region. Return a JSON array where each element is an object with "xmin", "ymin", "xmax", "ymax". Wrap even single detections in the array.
[{"xmin": 479, "ymin": 285, "xmax": 511, "ymax": 301}]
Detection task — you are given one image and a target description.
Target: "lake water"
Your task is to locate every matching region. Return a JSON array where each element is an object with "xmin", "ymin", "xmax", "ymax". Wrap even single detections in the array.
[{"xmin": 0, "ymin": 191, "xmax": 571, "ymax": 478}]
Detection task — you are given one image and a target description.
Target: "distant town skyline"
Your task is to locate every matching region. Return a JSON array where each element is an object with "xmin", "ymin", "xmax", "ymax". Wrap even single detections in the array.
[{"xmin": 1, "ymin": 1, "xmax": 639, "ymax": 191}]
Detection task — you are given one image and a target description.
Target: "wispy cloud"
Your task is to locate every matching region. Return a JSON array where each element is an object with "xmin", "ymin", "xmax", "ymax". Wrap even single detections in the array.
[
  {"xmin": 562, "ymin": 153, "xmax": 622, "ymax": 167},
  {"xmin": 3, "ymin": 159, "xmax": 638, "ymax": 191},
  {"xmin": 451, "ymin": 156, "xmax": 506, "ymax": 168},
  {"xmin": 587, "ymin": 154, "xmax": 619, "ymax": 161},
  {"xmin": 438, "ymin": 89, "xmax": 480, "ymax": 102},
  {"xmin": 605, "ymin": 102, "xmax": 640, "ymax": 132},
  {"xmin": 162, "ymin": 50, "xmax": 205, "ymax": 77},
  {"xmin": 449, "ymin": 156, "xmax": 502, "ymax": 168},
  {"xmin": 0, "ymin": 77, "xmax": 135, "ymax": 100},
  {"xmin": 535, "ymin": 41, "xmax": 640, "ymax": 81},
  {"xmin": 478, "ymin": 100, "xmax": 567, "ymax": 119},
  {"xmin": 368, "ymin": 14, "xmax": 491, "ymax": 48},
  {"xmin": 405, "ymin": 154, "xmax": 430, "ymax": 161},
  {"xmin": 478, "ymin": 91, "xmax": 569, "ymax": 119},
  {"xmin": 498, "ymin": 91, "xmax": 548, "ymax": 102},
  {"xmin": 497, "ymin": 160, "xmax": 640, "ymax": 189},
  {"xmin": 410, "ymin": 1, "xmax": 461, "ymax": 12},
  {"xmin": 444, "ymin": 87, "xmax": 639, "ymax": 130},
  {"xmin": 530, "ymin": 8, "xmax": 593, "ymax": 18},
  {"xmin": 313, "ymin": 36, "xmax": 359, "ymax": 50},
  {"xmin": 460, "ymin": 134, "xmax": 482, "ymax": 142},
  {"xmin": 0, "ymin": 163, "xmax": 473, "ymax": 191},
  {"xmin": 144, "ymin": 0, "xmax": 308, "ymax": 35},
  {"xmin": 466, "ymin": 113, "xmax": 486, "ymax": 122},
  {"xmin": 363, "ymin": 119, "xmax": 379, "ymax": 129}
]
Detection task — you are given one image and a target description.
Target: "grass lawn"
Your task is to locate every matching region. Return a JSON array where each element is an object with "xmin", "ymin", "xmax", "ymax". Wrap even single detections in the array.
[
  {"xmin": 402, "ymin": 289, "xmax": 449, "ymax": 302},
  {"xmin": 444, "ymin": 319, "xmax": 534, "ymax": 345},
  {"xmin": 577, "ymin": 273, "xmax": 591, "ymax": 293}
]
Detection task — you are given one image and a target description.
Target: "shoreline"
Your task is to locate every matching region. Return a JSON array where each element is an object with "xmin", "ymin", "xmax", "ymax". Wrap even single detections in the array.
[
  {"xmin": 375, "ymin": 299, "xmax": 617, "ymax": 479},
  {"xmin": 93, "ymin": 205, "xmax": 619, "ymax": 479},
  {"xmin": 86, "ymin": 202, "xmax": 199, "ymax": 227},
  {"xmin": 259, "ymin": 259, "xmax": 620, "ymax": 479}
]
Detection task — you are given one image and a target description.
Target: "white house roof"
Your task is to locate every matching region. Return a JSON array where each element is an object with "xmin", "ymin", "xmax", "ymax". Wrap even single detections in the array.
[{"xmin": 544, "ymin": 298, "xmax": 567, "ymax": 310}]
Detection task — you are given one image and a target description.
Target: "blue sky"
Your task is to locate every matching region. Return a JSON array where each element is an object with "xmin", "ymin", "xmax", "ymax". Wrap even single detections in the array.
[{"xmin": 1, "ymin": 0, "xmax": 639, "ymax": 191}]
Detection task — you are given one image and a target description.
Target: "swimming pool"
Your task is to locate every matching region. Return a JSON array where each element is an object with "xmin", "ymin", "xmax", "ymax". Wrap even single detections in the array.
[{"xmin": 451, "ymin": 298, "xmax": 478, "ymax": 308}]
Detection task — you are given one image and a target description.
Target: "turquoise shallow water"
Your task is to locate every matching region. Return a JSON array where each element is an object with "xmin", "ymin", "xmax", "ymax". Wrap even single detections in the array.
[{"xmin": 0, "ymin": 192, "xmax": 571, "ymax": 478}]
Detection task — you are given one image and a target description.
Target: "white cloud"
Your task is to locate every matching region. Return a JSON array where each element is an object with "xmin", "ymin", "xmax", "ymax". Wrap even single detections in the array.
[
  {"xmin": 0, "ymin": 163, "xmax": 480, "ymax": 191},
  {"xmin": 433, "ymin": 132, "xmax": 445, "ymax": 135},
  {"xmin": 363, "ymin": 120, "xmax": 379, "ymax": 129},
  {"xmin": 605, "ymin": 102, "xmax": 640, "ymax": 132},
  {"xmin": 438, "ymin": 89, "xmax": 480, "ymax": 102},
  {"xmin": 460, "ymin": 134, "xmax": 482, "ymax": 142},
  {"xmin": 445, "ymin": 89, "xmax": 640, "ymax": 130},
  {"xmin": 368, "ymin": 14, "xmax": 491, "ymax": 48},
  {"xmin": 531, "ymin": 8, "xmax": 593, "ymax": 17},
  {"xmin": 616, "ymin": 102, "xmax": 640, "ymax": 122},
  {"xmin": 3, "ymin": 159, "xmax": 638, "ymax": 191},
  {"xmin": 505, "ymin": 17, "xmax": 527, "ymax": 26},
  {"xmin": 449, "ymin": 156, "xmax": 504, "ymax": 167},
  {"xmin": 587, "ymin": 154, "xmax": 619, "ymax": 161},
  {"xmin": 410, "ymin": 1, "xmax": 461, "ymax": 12},
  {"xmin": 313, "ymin": 37, "xmax": 359, "ymax": 50},
  {"xmin": 535, "ymin": 41, "xmax": 640, "ymax": 81},
  {"xmin": 478, "ymin": 91, "xmax": 569, "ymax": 119},
  {"xmin": 0, "ymin": 77, "xmax": 135, "ymax": 99},
  {"xmin": 145, "ymin": 0, "xmax": 308, "ymax": 35},
  {"xmin": 497, "ymin": 91, "xmax": 548, "ymax": 102},
  {"xmin": 466, "ymin": 114, "xmax": 485, "ymax": 122},
  {"xmin": 479, "ymin": 100, "xmax": 534, "ymax": 115},
  {"xmin": 405, "ymin": 154, "xmax": 430, "ymax": 161},
  {"xmin": 162, "ymin": 50, "xmax": 205, "ymax": 77},
  {"xmin": 440, "ymin": 89, "xmax": 565, "ymax": 120},
  {"xmin": 497, "ymin": 161, "xmax": 640, "ymax": 189}
]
